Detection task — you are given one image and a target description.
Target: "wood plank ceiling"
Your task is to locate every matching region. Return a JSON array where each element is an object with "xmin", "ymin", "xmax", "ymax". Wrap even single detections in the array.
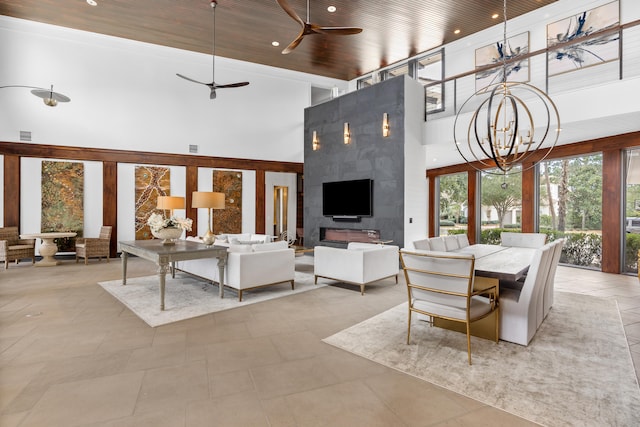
[{"xmin": 0, "ymin": 0, "xmax": 558, "ymax": 81}]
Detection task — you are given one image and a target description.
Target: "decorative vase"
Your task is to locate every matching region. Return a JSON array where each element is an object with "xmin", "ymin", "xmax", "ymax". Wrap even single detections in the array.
[{"xmin": 151, "ymin": 227, "xmax": 183, "ymax": 245}]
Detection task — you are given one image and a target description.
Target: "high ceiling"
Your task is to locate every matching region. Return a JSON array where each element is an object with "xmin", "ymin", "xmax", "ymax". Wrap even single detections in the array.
[{"xmin": 0, "ymin": 0, "xmax": 558, "ymax": 81}]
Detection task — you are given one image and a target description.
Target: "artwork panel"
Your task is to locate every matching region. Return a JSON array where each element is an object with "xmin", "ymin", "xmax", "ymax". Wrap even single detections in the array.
[
  {"xmin": 41, "ymin": 161, "xmax": 84, "ymax": 251},
  {"xmin": 135, "ymin": 166, "xmax": 171, "ymax": 240},
  {"xmin": 547, "ymin": 1, "xmax": 620, "ymax": 77},
  {"xmin": 212, "ymin": 170, "xmax": 242, "ymax": 235},
  {"xmin": 475, "ymin": 31, "xmax": 530, "ymax": 92}
]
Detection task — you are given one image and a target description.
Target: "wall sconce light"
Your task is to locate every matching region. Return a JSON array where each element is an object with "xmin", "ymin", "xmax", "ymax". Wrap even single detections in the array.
[
  {"xmin": 382, "ymin": 113, "xmax": 390, "ymax": 137},
  {"xmin": 312, "ymin": 130, "xmax": 320, "ymax": 150},
  {"xmin": 343, "ymin": 122, "xmax": 351, "ymax": 144}
]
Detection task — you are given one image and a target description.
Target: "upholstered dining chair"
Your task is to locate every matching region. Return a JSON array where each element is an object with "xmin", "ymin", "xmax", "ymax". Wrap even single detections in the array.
[
  {"xmin": 541, "ymin": 238, "xmax": 565, "ymax": 322},
  {"xmin": 400, "ymin": 249, "xmax": 499, "ymax": 365},
  {"xmin": 0, "ymin": 226, "xmax": 36, "ymax": 269},
  {"xmin": 500, "ymin": 232, "xmax": 547, "ymax": 248},
  {"xmin": 75, "ymin": 226, "xmax": 112, "ymax": 265},
  {"xmin": 499, "ymin": 243, "xmax": 553, "ymax": 346}
]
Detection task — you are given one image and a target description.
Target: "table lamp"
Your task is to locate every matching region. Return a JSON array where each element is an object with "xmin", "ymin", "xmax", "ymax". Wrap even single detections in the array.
[
  {"xmin": 156, "ymin": 196, "xmax": 185, "ymax": 217},
  {"xmin": 192, "ymin": 191, "xmax": 225, "ymax": 245}
]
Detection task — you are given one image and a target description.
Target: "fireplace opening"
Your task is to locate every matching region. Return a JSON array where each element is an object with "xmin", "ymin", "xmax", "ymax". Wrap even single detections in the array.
[{"xmin": 320, "ymin": 227, "xmax": 381, "ymax": 244}]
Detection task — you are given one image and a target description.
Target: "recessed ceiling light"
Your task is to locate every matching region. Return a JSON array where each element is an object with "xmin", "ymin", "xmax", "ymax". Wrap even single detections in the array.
[
  {"xmin": 86, "ymin": 0, "xmax": 97, "ymax": 6},
  {"xmin": 327, "ymin": 6, "xmax": 337, "ymax": 13},
  {"xmin": 492, "ymin": 13, "xmax": 499, "ymax": 19},
  {"xmin": 271, "ymin": 41, "xmax": 280, "ymax": 47},
  {"xmin": 454, "ymin": 29, "xmax": 461, "ymax": 35}
]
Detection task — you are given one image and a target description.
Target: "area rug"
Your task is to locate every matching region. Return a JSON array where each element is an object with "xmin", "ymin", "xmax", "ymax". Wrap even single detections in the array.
[
  {"xmin": 323, "ymin": 292, "xmax": 640, "ymax": 427},
  {"xmin": 98, "ymin": 270, "xmax": 322, "ymax": 327}
]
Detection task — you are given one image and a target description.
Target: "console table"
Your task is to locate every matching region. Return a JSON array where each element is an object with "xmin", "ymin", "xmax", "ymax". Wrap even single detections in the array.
[{"xmin": 119, "ymin": 239, "xmax": 228, "ymax": 311}]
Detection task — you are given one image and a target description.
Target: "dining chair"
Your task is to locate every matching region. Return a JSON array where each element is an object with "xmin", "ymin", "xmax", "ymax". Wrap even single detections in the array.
[
  {"xmin": 501, "ymin": 232, "xmax": 547, "ymax": 248},
  {"xmin": 542, "ymin": 238, "xmax": 565, "ymax": 321},
  {"xmin": 75, "ymin": 226, "xmax": 112, "ymax": 265},
  {"xmin": 499, "ymin": 244, "xmax": 553, "ymax": 346},
  {"xmin": 400, "ymin": 249, "xmax": 499, "ymax": 365}
]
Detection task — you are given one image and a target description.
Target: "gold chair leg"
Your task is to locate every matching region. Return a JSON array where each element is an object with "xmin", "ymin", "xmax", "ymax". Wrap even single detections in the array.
[
  {"xmin": 238, "ymin": 290, "xmax": 243, "ymax": 302},
  {"xmin": 360, "ymin": 284, "xmax": 365, "ymax": 295},
  {"xmin": 407, "ymin": 309, "xmax": 412, "ymax": 344},
  {"xmin": 466, "ymin": 323, "xmax": 472, "ymax": 365},
  {"xmin": 290, "ymin": 280, "xmax": 295, "ymax": 290}
]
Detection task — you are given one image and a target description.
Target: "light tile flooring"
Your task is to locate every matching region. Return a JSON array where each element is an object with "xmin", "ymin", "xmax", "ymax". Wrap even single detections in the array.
[{"xmin": 0, "ymin": 256, "xmax": 638, "ymax": 426}]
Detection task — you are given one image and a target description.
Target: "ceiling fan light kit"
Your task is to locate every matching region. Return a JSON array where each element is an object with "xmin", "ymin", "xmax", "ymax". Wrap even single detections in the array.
[
  {"xmin": 0, "ymin": 84, "xmax": 71, "ymax": 107},
  {"xmin": 176, "ymin": 0, "xmax": 249, "ymax": 99}
]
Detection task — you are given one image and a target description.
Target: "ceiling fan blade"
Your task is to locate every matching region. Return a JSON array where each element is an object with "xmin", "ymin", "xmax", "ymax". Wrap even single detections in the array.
[
  {"xmin": 176, "ymin": 73, "xmax": 210, "ymax": 86},
  {"xmin": 275, "ymin": 0, "xmax": 305, "ymax": 26},
  {"xmin": 315, "ymin": 26, "xmax": 363, "ymax": 36},
  {"xmin": 215, "ymin": 82, "xmax": 250, "ymax": 89},
  {"xmin": 282, "ymin": 32, "xmax": 305, "ymax": 54}
]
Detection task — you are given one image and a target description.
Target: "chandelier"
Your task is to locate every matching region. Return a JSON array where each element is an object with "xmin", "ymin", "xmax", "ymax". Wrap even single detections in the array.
[{"xmin": 453, "ymin": 0, "xmax": 560, "ymax": 175}]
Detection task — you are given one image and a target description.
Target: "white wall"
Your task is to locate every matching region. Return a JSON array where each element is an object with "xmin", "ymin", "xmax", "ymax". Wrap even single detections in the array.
[
  {"xmin": 0, "ymin": 15, "xmax": 348, "ymax": 234},
  {"xmin": 0, "ymin": 16, "xmax": 346, "ymax": 163}
]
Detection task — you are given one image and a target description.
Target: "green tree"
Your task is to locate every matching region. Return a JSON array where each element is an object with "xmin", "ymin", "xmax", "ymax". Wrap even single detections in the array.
[
  {"xmin": 481, "ymin": 169, "xmax": 522, "ymax": 227},
  {"xmin": 567, "ymin": 154, "xmax": 602, "ymax": 230},
  {"xmin": 439, "ymin": 173, "xmax": 467, "ymax": 223}
]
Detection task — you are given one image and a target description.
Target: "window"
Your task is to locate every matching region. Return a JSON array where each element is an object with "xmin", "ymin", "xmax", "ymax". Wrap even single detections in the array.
[
  {"xmin": 416, "ymin": 49, "xmax": 444, "ymax": 113},
  {"xmin": 538, "ymin": 154, "xmax": 603, "ymax": 270},
  {"xmin": 480, "ymin": 167, "xmax": 522, "ymax": 244},
  {"xmin": 624, "ymin": 148, "xmax": 640, "ymax": 275},
  {"xmin": 382, "ymin": 63, "xmax": 410, "ymax": 80},
  {"xmin": 357, "ymin": 75, "xmax": 375, "ymax": 89},
  {"xmin": 437, "ymin": 172, "xmax": 468, "ymax": 237}
]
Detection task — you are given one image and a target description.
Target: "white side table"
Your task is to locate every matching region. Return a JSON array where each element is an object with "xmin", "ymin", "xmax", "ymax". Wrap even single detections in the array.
[{"xmin": 20, "ymin": 232, "xmax": 77, "ymax": 266}]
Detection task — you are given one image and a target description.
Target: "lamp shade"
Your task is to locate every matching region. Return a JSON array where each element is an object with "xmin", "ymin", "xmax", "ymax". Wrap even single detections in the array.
[
  {"xmin": 191, "ymin": 192, "xmax": 225, "ymax": 209},
  {"xmin": 156, "ymin": 196, "xmax": 185, "ymax": 210}
]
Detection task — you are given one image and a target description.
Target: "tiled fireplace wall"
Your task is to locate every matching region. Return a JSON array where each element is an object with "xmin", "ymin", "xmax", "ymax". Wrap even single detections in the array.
[{"xmin": 303, "ymin": 76, "xmax": 407, "ymax": 249}]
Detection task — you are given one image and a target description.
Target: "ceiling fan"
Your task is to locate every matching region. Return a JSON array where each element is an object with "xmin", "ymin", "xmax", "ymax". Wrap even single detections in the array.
[
  {"xmin": 276, "ymin": 0, "xmax": 363, "ymax": 54},
  {"xmin": 177, "ymin": 0, "xmax": 249, "ymax": 99}
]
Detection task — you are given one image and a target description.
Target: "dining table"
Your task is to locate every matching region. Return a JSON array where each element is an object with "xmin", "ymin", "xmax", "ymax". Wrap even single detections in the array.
[{"xmin": 433, "ymin": 243, "xmax": 537, "ymax": 340}]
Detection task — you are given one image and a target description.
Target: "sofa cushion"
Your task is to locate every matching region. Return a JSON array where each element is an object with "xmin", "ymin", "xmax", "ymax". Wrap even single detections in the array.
[
  {"xmin": 252, "ymin": 241, "xmax": 288, "ymax": 252},
  {"xmin": 228, "ymin": 244, "xmax": 253, "ymax": 253}
]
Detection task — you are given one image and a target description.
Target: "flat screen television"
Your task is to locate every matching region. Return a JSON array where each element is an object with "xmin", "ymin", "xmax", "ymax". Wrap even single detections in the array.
[{"xmin": 322, "ymin": 178, "xmax": 373, "ymax": 217}]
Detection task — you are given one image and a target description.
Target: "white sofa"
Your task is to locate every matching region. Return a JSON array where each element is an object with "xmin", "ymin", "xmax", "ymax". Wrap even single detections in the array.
[
  {"xmin": 175, "ymin": 238, "xmax": 295, "ymax": 301},
  {"xmin": 314, "ymin": 242, "xmax": 399, "ymax": 295}
]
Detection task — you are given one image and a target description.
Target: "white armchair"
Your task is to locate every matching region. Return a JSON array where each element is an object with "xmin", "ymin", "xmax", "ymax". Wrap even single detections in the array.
[{"xmin": 314, "ymin": 242, "xmax": 399, "ymax": 295}]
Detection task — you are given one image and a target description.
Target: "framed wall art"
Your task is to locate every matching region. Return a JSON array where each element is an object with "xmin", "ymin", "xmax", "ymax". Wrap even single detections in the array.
[
  {"xmin": 475, "ymin": 31, "xmax": 529, "ymax": 92},
  {"xmin": 547, "ymin": 1, "xmax": 620, "ymax": 77}
]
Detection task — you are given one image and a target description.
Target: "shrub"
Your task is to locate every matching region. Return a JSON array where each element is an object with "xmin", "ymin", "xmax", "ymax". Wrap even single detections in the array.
[
  {"xmin": 447, "ymin": 229, "xmax": 467, "ymax": 236},
  {"xmin": 503, "ymin": 224, "xmax": 521, "ymax": 229},
  {"xmin": 625, "ymin": 233, "xmax": 640, "ymax": 273},
  {"xmin": 560, "ymin": 233, "xmax": 602, "ymax": 268},
  {"xmin": 439, "ymin": 220, "xmax": 455, "ymax": 227}
]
